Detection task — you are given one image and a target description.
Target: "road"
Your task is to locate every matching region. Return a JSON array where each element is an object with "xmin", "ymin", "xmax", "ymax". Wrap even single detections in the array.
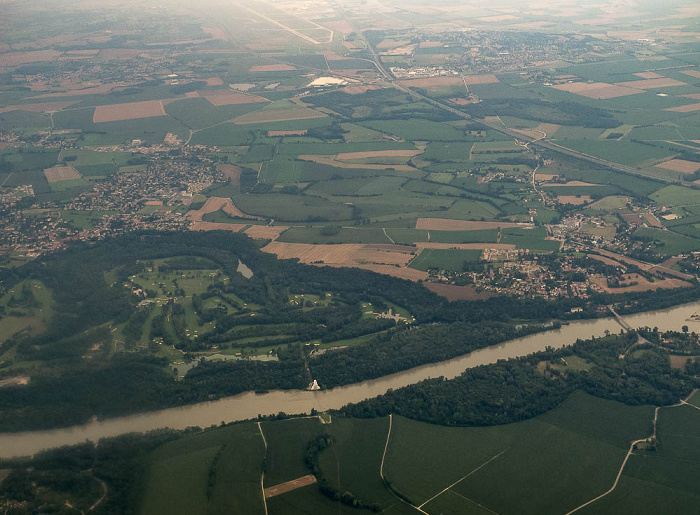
[
  {"xmin": 565, "ymin": 389, "xmax": 699, "ymax": 514},
  {"xmin": 337, "ymin": 8, "xmax": 689, "ymax": 186}
]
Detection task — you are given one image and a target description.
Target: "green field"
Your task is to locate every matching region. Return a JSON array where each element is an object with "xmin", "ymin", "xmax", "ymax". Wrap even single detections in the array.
[
  {"xmin": 578, "ymin": 404, "xmax": 700, "ymax": 515},
  {"xmin": 141, "ymin": 424, "xmax": 265, "ymax": 515},
  {"xmin": 651, "ymin": 185, "xmax": 700, "ymax": 207},
  {"xmin": 634, "ymin": 227, "xmax": 700, "ymax": 255},
  {"xmin": 559, "ymin": 140, "xmax": 675, "ymax": 166},
  {"xmin": 409, "ymin": 248, "xmax": 482, "ymax": 271},
  {"xmin": 385, "ymin": 392, "xmax": 654, "ymax": 514}
]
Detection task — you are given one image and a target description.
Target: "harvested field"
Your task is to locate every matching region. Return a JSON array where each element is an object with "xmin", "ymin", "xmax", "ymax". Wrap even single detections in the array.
[
  {"xmin": 0, "ymin": 100, "xmax": 79, "ymax": 114},
  {"xmin": 144, "ymin": 200, "xmax": 163, "ymax": 206},
  {"xmin": 320, "ymin": 20, "xmax": 354, "ymax": 35},
  {"xmin": 191, "ymin": 221, "xmax": 246, "ymax": 232},
  {"xmin": 265, "ymin": 475, "xmax": 317, "ymax": 499},
  {"xmin": 557, "ymin": 195, "xmax": 593, "ymax": 205},
  {"xmin": 93, "ymin": 100, "xmax": 165, "ymax": 123},
  {"xmin": 262, "ymin": 242, "xmax": 415, "ymax": 268},
  {"xmin": 187, "ymin": 197, "xmax": 262, "ymax": 222},
  {"xmin": 416, "ymin": 218, "xmax": 531, "ymax": 231},
  {"xmin": 641, "ymin": 212, "xmax": 663, "ymax": 228},
  {"xmin": 666, "ymin": 102, "xmax": 700, "ymax": 113},
  {"xmin": 247, "ymin": 38, "xmax": 289, "ymax": 51},
  {"xmin": 589, "ymin": 274, "xmax": 692, "ymax": 293},
  {"xmin": 669, "ymin": 355, "xmax": 699, "ymax": 370},
  {"xmin": 401, "ymin": 77, "xmax": 463, "ymax": 88},
  {"xmin": 43, "ymin": 165, "xmax": 81, "ymax": 183},
  {"xmin": 0, "ymin": 50, "xmax": 61, "ymax": 66},
  {"xmin": 336, "ymin": 149, "xmax": 422, "ymax": 160},
  {"xmin": 425, "ymin": 282, "xmax": 496, "ymax": 301},
  {"xmin": 415, "ymin": 242, "xmax": 515, "ymax": 250},
  {"xmin": 656, "ymin": 159, "xmax": 700, "ymax": 174},
  {"xmin": 216, "ymin": 163, "xmax": 242, "ymax": 184},
  {"xmin": 298, "ymin": 155, "xmax": 414, "ymax": 171},
  {"xmin": 33, "ymin": 83, "xmax": 125, "ymax": 98},
  {"xmin": 202, "ymin": 26, "xmax": 227, "ymax": 40},
  {"xmin": 635, "ymin": 72, "xmax": 664, "ymax": 79},
  {"xmin": 478, "ymin": 14, "xmax": 518, "ymax": 22},
  {"xmin": 621, "ymin": 213, "xmax": 643, "ymax": 225},
  {"xmin": 202, "ymin": 91, "xmax": 269, "ymax": 106},
  {"xmin": 320, "ymin": 262, "xmax": 428, "ymax": 282},
  {"xmin": 513, "ymin": 21, "xmax": 554, "ymax": 28},
  {"xmin": 205, "ymin": 77, "xmax": 224, "ymax": 86},
  {"xmin": 249, "ymin": 64, "xmax": 297, "ymax": 72},
  {"xmin": 535, "ymin": 173, "xmax": 558, "ymax": 181},
  {"xmin": 420, "ymin": 41, "xmax": 444, "ymax": 48},
  {"xmin": 682, "ymin": 70, "xmax": 700, "ymax": 79},
  {"xmin": 588, "ymin": 254, "xmax": 625, "ymax": 267},
  {"xmin": 534, "ymin": 122, "xmax": 561, "ymax": 135},
  {"xmin": 462, "ymin": 74, "xmax": 500, "ymax": 85},
  {"xmin": 683, "ymin": 93, "xmax": 700, "ymax": 100},
  {"xmin": 244, "ymin": 225, "xmax": 288, "ymax": 240},
  {"xmin": 551, "ymin": 82, "xmax": 642, "ymax": 99},
  {"xmin": 234, "ymin": 108, "xmax": 326, "ymax": 124},
  {"xmin": 595, "ymin": 249, "xmax": 693, "ymax": 280},
  {"xmin": 343, "ymin": 85, "xmax": 381, "ymax": 95},
  {"xmin": 0, "ymin": 376, "xmax": 29, "ymax": 388},
  {"xmin": 377, "ymin": 39, "xmax": 412, "ymax": 50}
]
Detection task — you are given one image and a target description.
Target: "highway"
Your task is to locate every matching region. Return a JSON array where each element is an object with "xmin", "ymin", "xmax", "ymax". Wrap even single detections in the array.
[{"xmin": 339, "ymin": 7, "xmax": 689, "ymax": 186}]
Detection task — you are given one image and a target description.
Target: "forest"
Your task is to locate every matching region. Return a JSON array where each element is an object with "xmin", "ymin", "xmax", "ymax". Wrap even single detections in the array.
[{"xmin": 0, "ymin": 231, "xmax": 698, "ymax": 431}]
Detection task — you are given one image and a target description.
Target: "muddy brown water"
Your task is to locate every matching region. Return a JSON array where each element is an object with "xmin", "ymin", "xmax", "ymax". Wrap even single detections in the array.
[{"xmin": 1, "ymin": 301, "xmax": 699, "ymax": 458}]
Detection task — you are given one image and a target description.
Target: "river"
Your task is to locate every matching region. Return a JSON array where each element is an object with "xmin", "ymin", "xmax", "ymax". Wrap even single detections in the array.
[{"xmin": 1, "ymin": 300, "xmax": 699, "ymax": 458}]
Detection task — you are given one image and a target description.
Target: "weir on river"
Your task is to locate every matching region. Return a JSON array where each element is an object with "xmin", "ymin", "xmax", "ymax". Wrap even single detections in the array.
[{"xmin": 1, "ymin": 300, "xmax": 699, "ymax": 458}]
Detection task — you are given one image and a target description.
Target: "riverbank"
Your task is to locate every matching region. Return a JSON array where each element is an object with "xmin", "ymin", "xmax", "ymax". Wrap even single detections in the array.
[{"xmin": 1, "ymin": 300, "xmax": 699, "ymax": 458}]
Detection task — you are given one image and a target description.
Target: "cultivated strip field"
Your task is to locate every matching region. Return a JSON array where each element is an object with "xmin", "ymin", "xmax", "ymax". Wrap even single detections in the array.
[
  {"xmin": 666, "ymin": 102, "xmax": 700, "ymax": 113},
  {"xmin": 187, "ymin": 197, "xmax": 261, "ymax": 221},
  {"xmin": 656, "ymin": 159, "xmax": 700, "ymax": 174},
  {"xmin": 425, "ymin": 282, "xmax": 496, "ymax": 300},
  {"xmin": 190, "ymin": 221, "xmax": 246, "ymax": 232},
  {"xmin": 0, "ymin": 101, "xmax": 79, "ymax": 113},
  {"xmin": 244, "ymin": 225, "xmax": 289, "ymax": 240},
  {"xmin": 200, "ymin": 91, "xmax": 269, "ymax": 106},
  {"xmin": 551, "ymin": 82, "xmax": 642, "ymax": 99},
  {"xmin": 416, "ymin": 218, "xmax": 532, "ymax": 231},
  {"xmin": 261, "ymin": 242, "xmax": 427, "ymax": 280},
  {"xmin": 336, "ymin": 149, "xmax": 422, "ymax": 160},
  {"xmin": 264, "ymin": 475, "xmax": 317, "ymax": 498},
  {"xmin": 93, "ymin": 100, "xmax": 166, "ymax": 122},
  {"xmin": 43, "ymin": 165, "xmax": 82, "ymax": 183},
  {"xmin": 0, "ymin": 50, "xmax": 61, "ymax": 66},
  {"xmin": 249, "ymin": 64, "xmax": 296, "ymax": 72},
  {"xmin": 298, "ymin": 155, "xmax": 415, "ymax": 171},
  {"xmin": 215, "ymin": 163, "xmax": 242, "ymax": 184},
  {"xmin": 589, "ymin": 274, "xmax": 692, "ymax": 293},
  {"xmin": 614, "ymin": 78, "xmax": 686, "ymax": 89},
  {"xmin": 233, "ymin": 108, "xmax": 326, "ymax": 124},
  {"xmin": 415, "ymin": 242, "xmax": 514, "ymax": 250}
]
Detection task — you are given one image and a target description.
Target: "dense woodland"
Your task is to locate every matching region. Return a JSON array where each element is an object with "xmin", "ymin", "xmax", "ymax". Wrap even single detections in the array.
[
  {"xmin": 0, "ymin": 231, "xmax": 698, "ymax": 431},
  {"xmin": 342, "ymin": 332, "xmax": 697, "ymax": 425}
]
